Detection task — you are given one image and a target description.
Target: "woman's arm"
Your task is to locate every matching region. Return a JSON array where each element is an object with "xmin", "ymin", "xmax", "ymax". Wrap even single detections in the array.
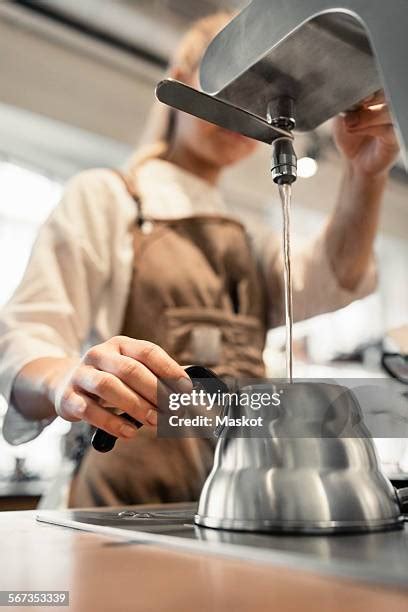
[
  {"xmin": 323, "ymin": 166, "xmax": 384, "ymax": 291},
  {"xmin": 12, "ymin": 339, "xmax": 191, "ymax": 440},
  {"xmin": 327, "ymin": 91, "xmax": 400, "ymax": 291},
  {"xmin": 0, "ymin": 170, "xmax": 131, "ymax": 442},
  {"xmin": 11, "ymin": 358, "xmax": 78, "ymax": 422}
]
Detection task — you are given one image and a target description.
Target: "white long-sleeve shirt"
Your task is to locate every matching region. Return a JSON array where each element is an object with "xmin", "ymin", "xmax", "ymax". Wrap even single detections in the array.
[{"xmin": 0, "ymin": 159, "xmax": 376, "ymax": 444}]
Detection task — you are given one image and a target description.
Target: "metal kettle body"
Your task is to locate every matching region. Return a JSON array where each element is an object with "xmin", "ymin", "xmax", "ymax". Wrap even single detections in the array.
[{"xmin": 196, "ymin": 381, "xmax": 408, "ymax": 534}]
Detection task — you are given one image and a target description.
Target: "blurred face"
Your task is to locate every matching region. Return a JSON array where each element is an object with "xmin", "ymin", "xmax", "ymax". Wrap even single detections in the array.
[{"xmin": 172, "ymin": 68, "xmax": 259, "ymax": 169}]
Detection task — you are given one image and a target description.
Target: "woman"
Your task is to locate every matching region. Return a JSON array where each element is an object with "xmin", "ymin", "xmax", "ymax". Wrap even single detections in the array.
[{"xmin": 0, "ymin": 13, "xmax": 399, "ymax": 506}]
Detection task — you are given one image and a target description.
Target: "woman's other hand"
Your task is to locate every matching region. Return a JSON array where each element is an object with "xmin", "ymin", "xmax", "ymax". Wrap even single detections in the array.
[
  {"xmin": 53, "ymin": 337, "xmax": 191, "ymax": 439},
  {"xmin": 333, "ymin": 91, "xmax": 400, "ymax": 178}
]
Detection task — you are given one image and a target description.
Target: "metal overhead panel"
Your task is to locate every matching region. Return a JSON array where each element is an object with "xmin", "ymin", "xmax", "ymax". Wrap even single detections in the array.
[{"xmin": 200, "ymin": 0, "xmax": 408, "ymax": 165}]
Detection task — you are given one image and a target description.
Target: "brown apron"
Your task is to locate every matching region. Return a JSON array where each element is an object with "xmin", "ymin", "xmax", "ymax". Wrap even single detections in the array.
[{"xmin": 69, "ymin": 172, "xmax": 268, "ymax": 507}]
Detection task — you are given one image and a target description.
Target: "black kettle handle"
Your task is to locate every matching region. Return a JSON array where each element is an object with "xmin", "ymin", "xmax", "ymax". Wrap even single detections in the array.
[
  {"xmin": 90, "ymin": 412, "xmax": 143, "ymax": 453},
  {"xmin": 91, "ymin": 365, "xmax": 226, "ymax": 453}
]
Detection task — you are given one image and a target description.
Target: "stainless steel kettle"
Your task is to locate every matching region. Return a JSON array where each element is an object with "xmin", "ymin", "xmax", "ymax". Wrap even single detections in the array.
[{"xmin": 195, "ymin": 379, "xmax": 408, "ymax": 534}]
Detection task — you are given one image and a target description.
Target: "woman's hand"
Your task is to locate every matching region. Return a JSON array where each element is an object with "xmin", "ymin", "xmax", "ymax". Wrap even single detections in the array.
[
  {"xmin": 333, "ymin": 91, "xmax": 400, "ymax": 178},
  {"xmin": 53, "ymin": 336, "xmax": 191, "ymax": 440}
]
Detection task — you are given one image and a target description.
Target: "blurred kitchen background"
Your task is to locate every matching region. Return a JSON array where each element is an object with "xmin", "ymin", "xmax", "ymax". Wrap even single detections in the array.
[{"xmin": 0, "ymin": 0, "xmax": 407, "ymax": 509}]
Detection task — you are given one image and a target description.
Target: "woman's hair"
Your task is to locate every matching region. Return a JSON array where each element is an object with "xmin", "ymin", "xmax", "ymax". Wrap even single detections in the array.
[{"xmin": 127, "ymin": 11, "xmax": 233, "ymax": 174}]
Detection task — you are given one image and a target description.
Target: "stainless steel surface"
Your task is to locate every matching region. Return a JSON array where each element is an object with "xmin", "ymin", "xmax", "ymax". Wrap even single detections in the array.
[
  {"xmin": 200, "ymin": 0, "xmax": 408, "ymax": 164},
  {"xmin": 155, "ymin": 79, "xmax": 292, "ymax": 143},
  {"xmin": 37, "ymin": 503, "xmax": 408, "ymax": 589},
  {"xmin": 196, "ymin": 382, "xmax": 405, "ymax": 533}
]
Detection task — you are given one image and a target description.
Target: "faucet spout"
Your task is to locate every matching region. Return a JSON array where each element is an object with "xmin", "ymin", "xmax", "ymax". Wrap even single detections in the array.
[
  {"xmin": 268, "ymin": 97, "xmax": 297, "ymax": 185},
  {"xmin": 271, "ymin": 137, "xmax": 297, "ymax": 185}
]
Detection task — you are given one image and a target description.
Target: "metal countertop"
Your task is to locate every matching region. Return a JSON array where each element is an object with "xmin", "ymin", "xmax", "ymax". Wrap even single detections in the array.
[{"xmin": 38, "ymin": 503, "xmax": 408, "ymax": 589}]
